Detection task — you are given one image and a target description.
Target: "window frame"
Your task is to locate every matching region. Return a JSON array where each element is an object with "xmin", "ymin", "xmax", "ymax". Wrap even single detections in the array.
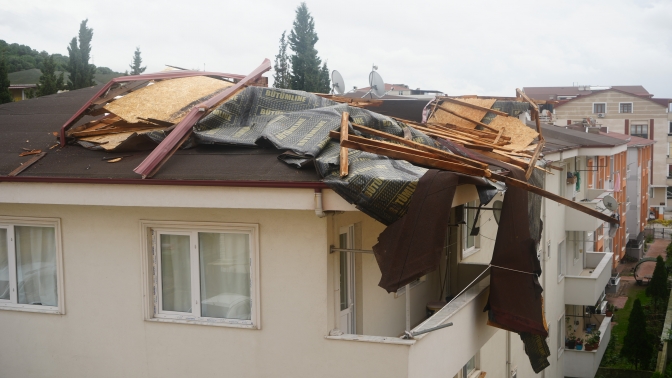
[
  {"xmin": 631, "ymin": 124, "xmax": 649, "ymax": 139},
  {"xmin": 557, "ymin": 238, "xmax": 566, "ymax": 282},
  {"xmin": 461, "ymin": 201, "xmax": 480, "ymax": 259},
  {"xmin": 140, "ymin": 220, "xmax": 260, "ymax": 329},
  {"xmin": 593, "ymin": 103, "xmax": 606, "ymax": 114},
  {"xmin": 0, "ymin": 216, "xmax": 64, "ymax": 315},
  {"xmin": 619, "ymin": 102, "xmax": 633, "ymax": 113}
]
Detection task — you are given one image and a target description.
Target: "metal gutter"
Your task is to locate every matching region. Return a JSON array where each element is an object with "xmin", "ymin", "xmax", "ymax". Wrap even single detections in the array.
[
  {"xmin": 0, "ymin": 176, "xmax": 328, "ymax": 189},
  {"xmin": 133, "ymin": 59, "xmax": 272, "ymax": 178},
  {"xmin": 58, "ymin": 70, "xmax": 247, "ymax": 146}
]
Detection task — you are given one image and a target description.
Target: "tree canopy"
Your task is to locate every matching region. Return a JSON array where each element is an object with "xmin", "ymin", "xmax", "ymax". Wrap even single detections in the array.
[
  {"xmin": 129, "ymin": 47, "xmax": 147, "ymax": 75},
  {"xmin": 0, "ymin": 40, "xmax": 69, "ymax": 73},
  {"xmin": 35, "ymin": 55, "xmax": 64, "ymax": 97},
  {"xmin": 273, "ymin": 31, "xmax": 291, "ymax": 89},
  {"xmin": 647, "ymin": 255, "xmax": 669, "ymax": 311},
  {"xmin": 0, "ymin": 53, "xmax": 12, "ymax": 104},
  {"xmin": 620, "ymin": 299, "xmax": 653, "ymax": 369},
  {"xmin": 67, "ymin": 19, "xmax": 96, "ymax": 90},
  {"xmin": 286, "ymin": 3, "xmax": 330, "ymax": 93}
]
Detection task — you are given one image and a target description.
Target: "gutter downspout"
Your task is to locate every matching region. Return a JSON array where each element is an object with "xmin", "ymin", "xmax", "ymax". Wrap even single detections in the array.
[{"xmin": 315, "ymin": 188, "xmax": 327, "ymax": 218}]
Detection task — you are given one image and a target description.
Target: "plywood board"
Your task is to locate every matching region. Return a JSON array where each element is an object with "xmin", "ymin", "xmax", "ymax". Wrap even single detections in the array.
[
  {"xmin": 104, "ymin": 76, "xmax": 233, "ymax": 124},
  {"xmin": 79, "ymin": 127, "xmax": 165, "ymax": 150},
  {"xmin": 487, "ymin": 115, "xmax": 538, "ymax": 150},
  {"xmin": 428, "ymin": 98, "xmax": 496, "ymax": 129}
]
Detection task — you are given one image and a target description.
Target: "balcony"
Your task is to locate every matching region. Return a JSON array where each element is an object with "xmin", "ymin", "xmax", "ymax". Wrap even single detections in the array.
[
  {"xmin": 407, "ymin": 275, "xmax": 498, "ymax": 377},
  {"xmin": 566, "ymin": 190, "xmax": 614, "ymax": 232},
  {"xmin": 564, "ymin": 314, "xmax": 613, "ymax": 378},
  {"xmin": 565, "ymin": 252, "xmax": 613, "ymax": 306}
]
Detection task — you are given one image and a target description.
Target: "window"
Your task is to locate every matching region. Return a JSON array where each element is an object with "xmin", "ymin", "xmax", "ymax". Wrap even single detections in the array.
[
  {"xmin": 557, "ymin": 239, "xmax": 566, "ymax": 280},
  {"xmin": 142, "ymin": 221, "xmax": 260, "ymax": 328},
  {"xmin": 631, "ymin": 124, "xmax": 649, "ymax": 139},
  {"xmin": 0, "ymin": 217, "xmax": 63, "ymax": 314},
  {"xmin": 668, "ymin": 165, "xmax": 672, "ymax": 178},
  {"xmin": 462, "ymin": 355, "xmax": 477, "ymax": 378},
  {"xmin": 557, "ymin": 164, "xmax": 567, "ymax": 200},
  {"xmin": 462, "ymin": 201, "xmax": 479, "ymax": 258},
  {"xmin": 573, "ymin": 231, "xmax": 580, "ymax": 261},
  {"xmin": 668, "ymin": 121, "xmax": 672, "ymax": 136},
  {"xmin": 619, "ymin": 103, "xmax": 633, "ymax": 113},
  {"xmin": 557, "ymin": 316, "xmax": 563, "ymax": 356},
  {"xmin": 593, "ymin": 103, "xmax": 606, "ymax": 113}
]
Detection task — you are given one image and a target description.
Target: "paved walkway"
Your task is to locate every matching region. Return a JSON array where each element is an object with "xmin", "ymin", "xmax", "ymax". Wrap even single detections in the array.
[{"xmin": 638, "ymin": 239, "xmax": 668, "ymax": 278}]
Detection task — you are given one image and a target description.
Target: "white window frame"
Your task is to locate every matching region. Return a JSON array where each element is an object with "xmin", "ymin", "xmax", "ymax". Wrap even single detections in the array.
[
  {"xmin": 592, "ymin": 102, "xmax": 607, "ymax": 114},
  {"xmin": 0, "ymin": 216, "xmax": 64, "ymax": 315},
  {"xmin": 557, "ymin": 313, "xmax": 565, "ymax": 358},
  {"xmin": 557, "ymin": 238, "xmax": 566, "ymax": 282},
  {"xmin": 619, "ymin": 102, "xmax": 633, "ymax": 113},
  {"xmin": 462, "ymin": 201, "xmax": 480, "ymax": 259},
  {"xmin": 140, "ymin": 220, "xmax": 260, "ymax": 329}
]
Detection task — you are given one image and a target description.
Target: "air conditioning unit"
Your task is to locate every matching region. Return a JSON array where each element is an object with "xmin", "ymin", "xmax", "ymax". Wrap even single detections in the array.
[{"xmin": 597, "ymin": 113, "xmax": 605, "ymax": 118}]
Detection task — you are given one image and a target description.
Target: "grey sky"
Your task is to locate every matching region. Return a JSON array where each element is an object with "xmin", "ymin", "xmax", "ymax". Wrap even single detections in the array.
[{"xmin": 2, "ymin": 0, "xmax": 671, "ymax": 98}]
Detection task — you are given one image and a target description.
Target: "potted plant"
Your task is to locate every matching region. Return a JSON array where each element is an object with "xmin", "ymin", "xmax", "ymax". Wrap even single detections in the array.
[
  {"xmin": 565, "ymin": 322, "xmax": 576, "ymax": 349},
  {"xmin": 575, "ymin": 338, "xmax": 584, "ymax": 351},
  {"xmin": 605, "ymin": 303, "xmax": 614, "ymax": 317},
  {"xmin": 585, "ymin": 331, "xmax": 601, "ymax": 351}
]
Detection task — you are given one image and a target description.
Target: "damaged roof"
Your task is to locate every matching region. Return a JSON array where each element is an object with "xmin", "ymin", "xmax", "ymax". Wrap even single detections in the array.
[{"xmin": 0, "ymin": 86, "xmax": 322, "ymax": 184}]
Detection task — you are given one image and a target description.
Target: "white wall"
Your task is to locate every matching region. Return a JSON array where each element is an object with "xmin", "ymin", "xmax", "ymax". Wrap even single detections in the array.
[{"xmin": 0, "ymin": 204, "xmax": 410, "ymax": 378}]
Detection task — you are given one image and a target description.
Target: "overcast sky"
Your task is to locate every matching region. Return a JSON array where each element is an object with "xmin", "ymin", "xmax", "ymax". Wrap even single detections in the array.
[{"xmin": 2, "ymin": 0, "xmax": 671, "ymax": 98}]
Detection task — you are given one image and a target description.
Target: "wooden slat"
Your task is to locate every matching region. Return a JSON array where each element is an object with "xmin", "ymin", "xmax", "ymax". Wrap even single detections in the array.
[
  {"xmin": 341, "ymin": 139, "xmax": 490, "ymax": 178},
  {"xmin": 440, "ymin": 97, "xmax": 509, "ymax": 116},
  {"xmin": 315, "ymin": 94, "xmax": 382, "ymax": 106},
  {"xmin": 525, "ymin": 139, "xmax": 545, "ymax": 180},
  {"xmin": 91, "ymin": 80, "xmax": 151, "ymax": 106},
  {"xmin": 348, "ymin": 123, "xmax": 488, "ymax": 169},
  {"xmin": 493, "ymin": 128, "xmax": 504, "ymax": 144},
  {"xmin": 8, "ymin": 152, "xmax": 47, "ymax": 176},
  {"xmin": 340, "ymin": 112, "xmax": 349, "ymax": 177},
  {"xmin": 429, "ymin": 122, "xmax": 511, "ymax": 141}
]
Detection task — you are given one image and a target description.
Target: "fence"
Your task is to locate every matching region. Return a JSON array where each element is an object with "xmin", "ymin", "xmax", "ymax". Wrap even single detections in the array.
[{"xmin": 645, "ymin": 227, "xmax": 672, "ymax": 240}]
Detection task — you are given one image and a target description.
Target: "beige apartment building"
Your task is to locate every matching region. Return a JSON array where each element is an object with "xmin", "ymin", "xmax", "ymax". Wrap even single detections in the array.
[{"xmin": 525, "ymin": 86, "xmax": 671, "ymax": 217}]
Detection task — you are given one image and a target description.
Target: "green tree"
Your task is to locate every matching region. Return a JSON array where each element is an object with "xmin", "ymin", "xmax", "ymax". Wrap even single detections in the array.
[
  {"xmin": 647, "ymin": 255, "xmax": 669, "ymax": 311},
  {"xmin": 287, "ymin": 3, "xmax": 329, "ymax": 93},
  {"xmin": 128, "ymin": 47, "xmax": 146, "ymax": 75},
  {"xmin": 67, "ymin": 19, "xmax": 95, "ymax": 90},
  {"xmin": 272, "ymin": 31, "xmax": 291, "ymax": 89},
  {"xmin": 319, "ymin": 61, "xmax": 330, "ymax": 93},
  {"xmin": 0, "ymin": 53, "xmax": 12, "ymax": 104},
  {"xmin": 620, "ymin": 299, "xmax": 653, "ymax": 369},
  {"xmin": 36, "ymin": 55, "xmax": 64, "ymax": 97}
]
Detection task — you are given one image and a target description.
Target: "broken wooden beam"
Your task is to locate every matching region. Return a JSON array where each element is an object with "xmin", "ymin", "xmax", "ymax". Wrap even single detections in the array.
[
  {"xmin": 435, "ymin": 104, "xmax": 500, "ymax": 133},
  {"xmin": 524, "ymin": 139, "xmax": 545, "ymax": 180},
  {"xmin": 340, "ymin": 112, "xmax": 349, "ymax": 177},
  {"xmin": 9, "ymin": 152, "xmax": 47, "ymax": 176}
]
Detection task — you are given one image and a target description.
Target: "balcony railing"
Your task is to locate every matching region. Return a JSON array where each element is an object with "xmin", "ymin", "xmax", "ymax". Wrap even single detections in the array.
[
  {"xmin": 564, "ymin": 315, "xmax": 613, "ymax": 378},
  {"xmin": 565, "ymin": 252, "xmax": 613, "ymax": 306}
]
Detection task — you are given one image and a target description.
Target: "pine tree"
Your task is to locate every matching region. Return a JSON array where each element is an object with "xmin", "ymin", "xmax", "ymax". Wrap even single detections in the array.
[
  {"xmin": 129, "ymin": 47, "xmax": 146, "ymax": 75},
  {"xmin": 620, "ymin": 299, "xmax": 653, "ymax": 369},
  {"xmin": 0, "ymin": 53, "xmax": 12, "ymax": 104},
  {"xmin": 272, "ymin": 31, "xmax": 291, "ymax": 89},
  {"xmin": 647, "ymin": 255, "xmax": 668, "ymax": 312},
  {"xmin": 319, "ymin": 61, "xmax": 330, "ymax": 93},
  {"xmin": 287, "ymin": 3, "xmax": 329, "ymax": 93},
  {"xmin": 67, "ymin": 19, "xmax": 95, "ymax": 90},
  {"xmin": 36, "ymin": 55, "xmax": 63, "ymax": 96}
]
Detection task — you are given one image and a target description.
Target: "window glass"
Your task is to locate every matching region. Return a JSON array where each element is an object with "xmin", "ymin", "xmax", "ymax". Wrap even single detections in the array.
[
  {"xmin": 15, "ymin": 226, "xmax": 57, "ymax": 306},
  {"xmin": 463, "ymin": 355, "xmax": 476, "ymax": 377},
  {"xmin": 339, "ymin": 232, "xmax": 348, "ymax": 312},
  {"xmin": 631, "ymin": 124, "xmax": 648, "ymax": 139},
  {"xmin": 199, "ymin": 232, "xmax": 251, "ymax": 320},
  {"xmin": 620, "ymin": 103, "xmax": 632, "ymax": 113},
  {"xmin": 0, "ymin": 229, "xmax": 8, "ymax": 300},
  {"xmin": 466, "ymin": 203, "xmax": 476, "ymax": 250},
  {"xmin": 160, "ymin": 234, "xmax": 191, "ymax": 312},
  {"xmin": 593, "ymin": 103, "xmax": 605, "ymax": 113}
]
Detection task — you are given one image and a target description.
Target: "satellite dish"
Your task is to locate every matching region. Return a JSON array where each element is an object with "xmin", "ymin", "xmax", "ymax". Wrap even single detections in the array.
[
  {"xmin": 492, "ymin": 200, "xmax": 503, "ymax": 225},
  {"xmin": 603, "ymin": 195, "xmax": 619, "ymax": 212},
  {"xmin": 369, "ymin": 71, "xmax": 386, "ymax": 98},
  {"xmin": 331, "ymin": 70, "xmax": 345, "ymax": 95}
]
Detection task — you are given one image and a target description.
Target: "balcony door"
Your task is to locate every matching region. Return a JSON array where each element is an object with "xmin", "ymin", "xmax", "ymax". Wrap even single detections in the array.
[{"xmin": 338, "ymin": 225, "xmax": 355, "ymax": 334}]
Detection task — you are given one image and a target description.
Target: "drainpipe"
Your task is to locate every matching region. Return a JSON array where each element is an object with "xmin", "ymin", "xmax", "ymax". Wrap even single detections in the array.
[{"xmin": 315, "ymin": 188, "xmax": 327, "ymax": 218}]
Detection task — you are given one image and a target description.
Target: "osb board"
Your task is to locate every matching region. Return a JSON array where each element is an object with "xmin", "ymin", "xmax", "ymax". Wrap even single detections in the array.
[
  {"xmin": 488, "ymin": 116, "xmax": 538, "ymax": 150},
  {"xmin": 104, "ymin": 76, "xmax": 233, "ymax": 124},
  {"xmin": 428, "ymin": 98, "xmax": 496, "ymax": 129},
  {"xmin": 79, "ymin": 127, "xmax": 164, "ymax": 150}
]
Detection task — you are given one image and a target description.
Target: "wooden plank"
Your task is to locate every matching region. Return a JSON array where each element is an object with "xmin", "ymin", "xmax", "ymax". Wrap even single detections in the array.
[
  {"xmin": 340, "ymin": 112, "xmax": 349, "ymax": 177},
  {"xmin": 493, "ymin": 128, "xmax": 504, "ymax": 144},
  {"xmin": 348, "ymin": 123, "xmax": 488, "ymax": 169},
  {"xmin": 435, "ymin": 104, "xmax": 499, "ymax": 133},
  {"xmin": 315, "ymin": 94, "xmax": 382, "ymax": 106},
  {"xmin": 515, "ymin": 88, "xmax": 539, "ymax": 111},
  {"xmin": 8, "ymin": 152, "xmax": 47, "ymax": 176},
  {"xmin": 429, "ymin": 122, "xmax": 511, "ymax": 141},
  {"xmin": 341, "ymin": 139, "xmax": 490, "ymax": 178},
  {"xmin": 525, "ymin": 139, "xmax": 545, "ymax": 180},
  {"xmin": 91, "ymin": 80, "xmax": 150, "ymax": 106},
  {"xmin": 489, "ymin": 172, "xmax": 617, "ymax": 224},
  {"xmin": 440, "ymin": 97, "xmax": 509, "ymax": 116}
]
